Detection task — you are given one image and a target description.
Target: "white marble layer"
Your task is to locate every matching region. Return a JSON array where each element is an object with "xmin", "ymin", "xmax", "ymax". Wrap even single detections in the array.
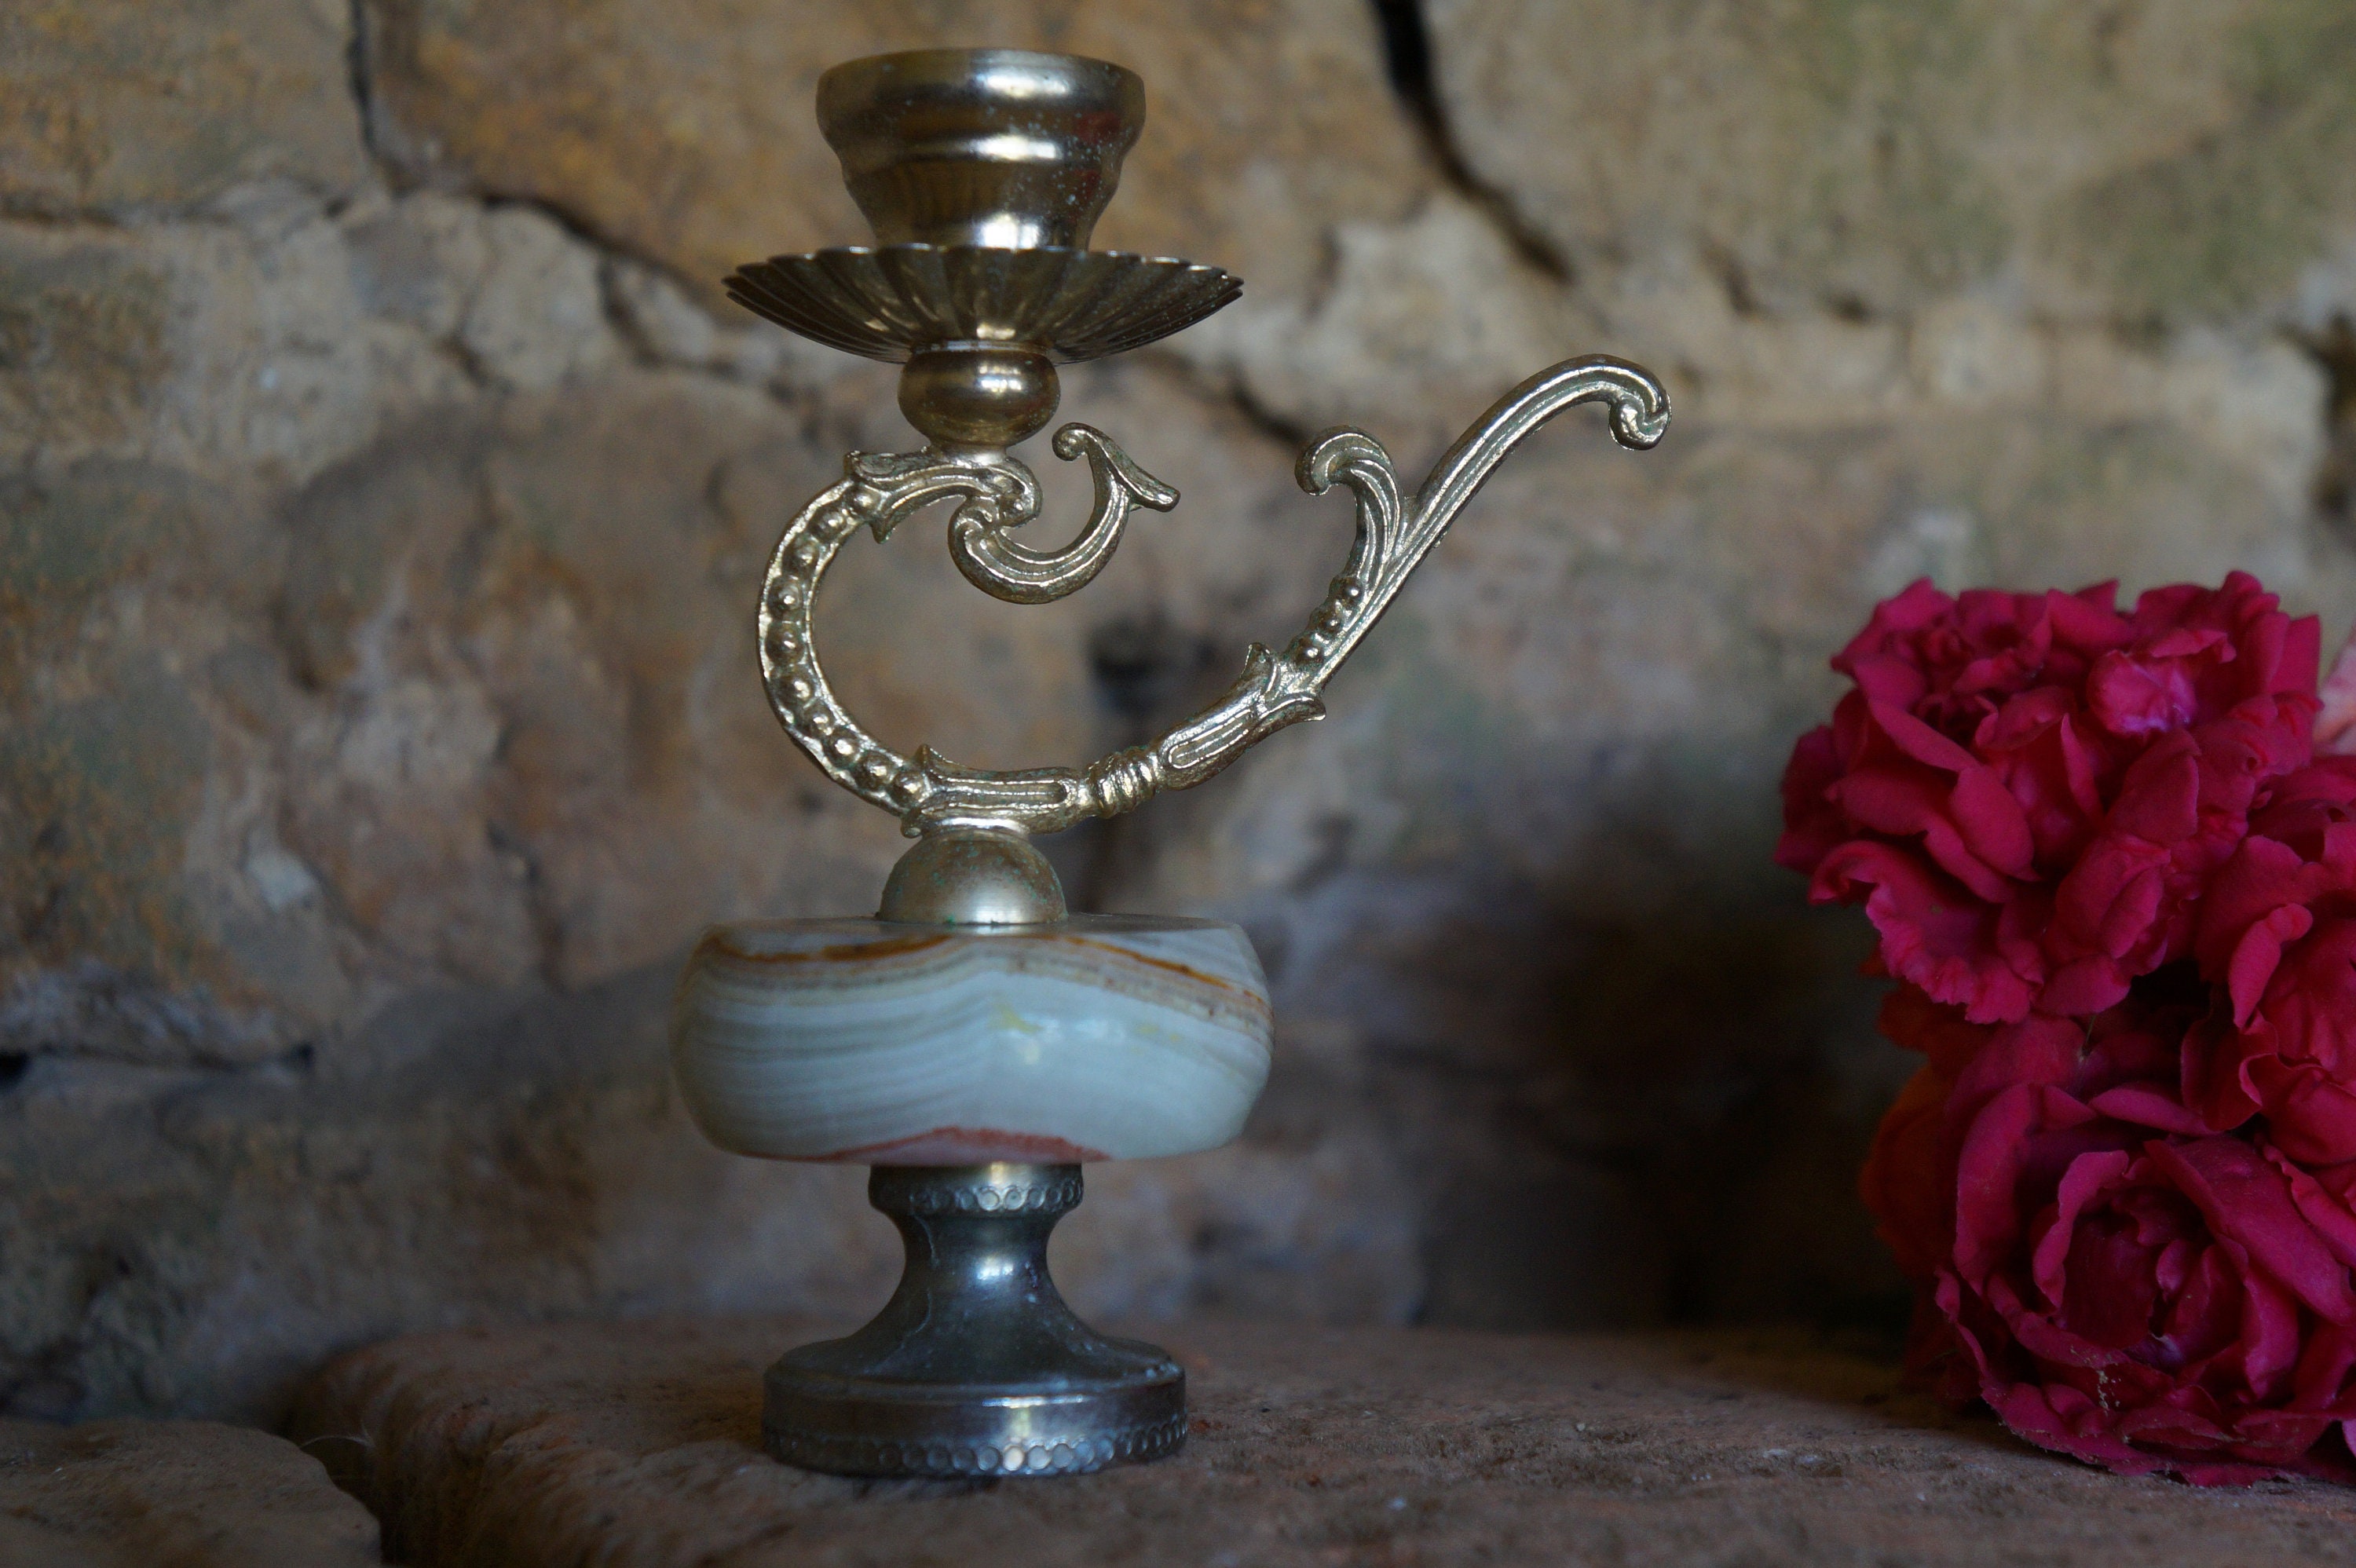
[{"xmin": 671, "ymin": 916, "xmax": 1273, "ymax": 1164}]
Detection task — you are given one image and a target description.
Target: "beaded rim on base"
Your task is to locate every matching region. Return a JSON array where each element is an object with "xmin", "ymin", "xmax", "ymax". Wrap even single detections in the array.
[
  {"xmin": 763, "ymin": 1380, "xmax": 1187, "ymax": 1478},
  {"xmin": 766, "ymin": 1419, "xmax": 1189, "ymax": 1479}
]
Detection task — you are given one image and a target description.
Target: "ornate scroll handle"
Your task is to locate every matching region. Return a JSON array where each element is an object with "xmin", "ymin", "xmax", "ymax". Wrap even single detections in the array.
[
  {"xmin": 758, "ymin": 355, "xmax": 1669, "ymax": 835},
  {"xmin": 949, "ymin": 425, "xmax": 1180, "ymax": 603}
]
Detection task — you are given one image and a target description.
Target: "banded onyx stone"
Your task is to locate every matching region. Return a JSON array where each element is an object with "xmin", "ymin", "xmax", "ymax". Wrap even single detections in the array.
[{"xmin": 671, "ymin": 916, "xmax": 1271, "ymax": 1163}]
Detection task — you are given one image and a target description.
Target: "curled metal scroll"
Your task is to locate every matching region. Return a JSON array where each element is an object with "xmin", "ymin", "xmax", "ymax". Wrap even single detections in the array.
[
  {"xmin": 757, "ymin": 356, "xmax": 1670, "ymax": 835},
  {"xmin": 946, "ymin": 425, "xmax": 1180, "ymax": 603}
]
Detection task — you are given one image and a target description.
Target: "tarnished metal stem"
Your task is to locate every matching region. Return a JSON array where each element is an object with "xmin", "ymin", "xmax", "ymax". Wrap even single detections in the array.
[{"xmin": 765, "ymin": 1165, "xmax": 1186, "ymax": 1477}]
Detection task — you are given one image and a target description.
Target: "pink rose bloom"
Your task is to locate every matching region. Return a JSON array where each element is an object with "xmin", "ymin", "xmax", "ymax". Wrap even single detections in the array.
[
  {"xmin": 1865, "ymin": 983, "xmax": 2356, "ymax": 1482},
  {"xmin": 1781, "ymin": 575, "xmax": 2320, "ymax": 1023}
]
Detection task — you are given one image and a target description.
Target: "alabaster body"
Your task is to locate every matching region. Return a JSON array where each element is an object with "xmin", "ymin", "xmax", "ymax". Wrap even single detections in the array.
[{"xmin": 671, "ymin": 915, "xmax": 1271, "ymax": 1164}]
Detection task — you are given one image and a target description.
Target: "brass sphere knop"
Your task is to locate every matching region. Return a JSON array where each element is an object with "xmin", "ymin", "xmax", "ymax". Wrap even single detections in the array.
[
  {"xmin": 878, "ymin": 827, "xmax": 1068, "ymax": 924},
  {"xmin": 898, "ymin": 345, "xmax": 1061, "ymax": 450}
]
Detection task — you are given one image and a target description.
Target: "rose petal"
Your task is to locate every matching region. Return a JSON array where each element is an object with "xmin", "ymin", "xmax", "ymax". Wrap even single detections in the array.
[
  {"xmin": 2089, "ymin": 649, "xmax": 2201, "ymax": 736},
  {"xmin": 2224, "ymin": 905, "xmax": 2318, "ymax": 1033},
  {"xmin": 1813, "ymin": 842, "xmax": 2040, "ymax": 1023},
  {"xmin": 2245, "ymin": 1058, "xmax": 2356, "ymax": 1168},
  {"xmin": 2086, "ymin": 1084, "xmax": 2211, "ymax": 1135},
  {"xmin": 2153, "ymin": 1139, "xmax": 2356, "ymax": 1325},
  {"xmin": 2266, "ymin": 1146, "xmax": 2356, "ymax": 1277}
]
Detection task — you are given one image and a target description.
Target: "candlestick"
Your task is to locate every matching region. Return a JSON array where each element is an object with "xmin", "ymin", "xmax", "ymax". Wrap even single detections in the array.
[{"xmin": 671, "ymin": 46, "xmax": 1668, "ymax": 1478}]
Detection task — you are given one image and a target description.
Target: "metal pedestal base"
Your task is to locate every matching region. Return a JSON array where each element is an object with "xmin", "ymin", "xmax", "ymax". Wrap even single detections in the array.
[{"xmin": 764, "ymin": 1164, "xmax": 1186, "ymax": 1478}]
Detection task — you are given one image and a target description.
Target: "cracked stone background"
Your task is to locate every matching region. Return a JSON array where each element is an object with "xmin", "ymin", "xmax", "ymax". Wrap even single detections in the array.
[{"xmin": 4, "ymin": 0, "xmax": 2356, "ymax": 1424}]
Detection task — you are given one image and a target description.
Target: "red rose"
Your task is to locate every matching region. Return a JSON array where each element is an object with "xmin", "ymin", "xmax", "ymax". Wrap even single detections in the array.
[
  {"xmin": 1865, "ymin": 984, "xmax": 2356, "ymax": 1482},
  {"xmin": 1829, "ymin": 579, "xmax": 2126, "ymax": 747},
  {"xmin": 1860, "ymin": 987, "xmax": 1992, "ymax": 1284},
  {"xmin": 1805, "ymin": 574, "xmax": 2356, "ymax": 1482},
  {"xmin": 1949, "ymin": 1127, "xmax": 2356, "ymax": 1484},
  {"xmin": 2191, "ymin": 805, "xmax": 2356, "ymax": 1162},
  {"xmin": 1782, "ymin": 575, "xmax": 2319, "ymax": 1023},
  {"xmin": 2245, "ymin": 755, "xmax": 2356, "ymax": 856}
]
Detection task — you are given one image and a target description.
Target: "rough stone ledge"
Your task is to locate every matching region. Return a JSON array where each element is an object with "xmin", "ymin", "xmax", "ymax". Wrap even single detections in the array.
[
  {"xmin": 288, "ymin": 1315, "xmax": 2356, "ymax": 1566},
  {"xmin": 0, "ymin": 1413, "xmax": 382, "ymax": 1566}
]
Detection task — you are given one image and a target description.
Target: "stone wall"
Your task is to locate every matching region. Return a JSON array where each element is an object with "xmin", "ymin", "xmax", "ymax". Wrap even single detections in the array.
[{"xmin": 4, "ymin": 0, "xmax": 2354, "ymax": 1423}]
